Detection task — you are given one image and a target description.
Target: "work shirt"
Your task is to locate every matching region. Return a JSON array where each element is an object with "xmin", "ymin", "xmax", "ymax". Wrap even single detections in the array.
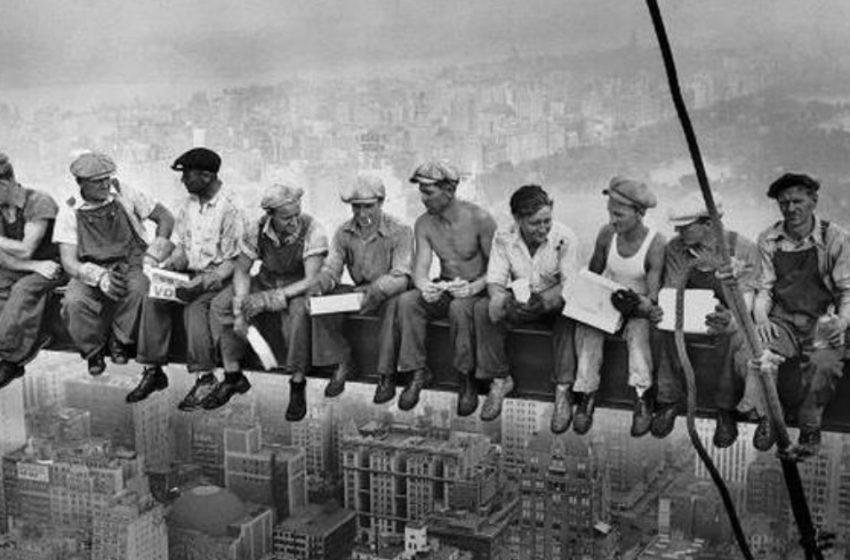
[
  {"xmin": 487, "ymin": 221, "xmax": 579, "ymax": 295},
  {"xmin": 755, "ymin": 216, "xmax": 850, "ymax": 323},
  {"xmin": 174, "ymin": 187, "xmax": 242, "ymax": 272},
  {"xmin": 241, "ymin": 212, "xmax": 328, "ymax": 263},
  {"xmin": 320, "ymin": 213, "xmax": 413, "ymax": 296},
  {"xmin": 0, "ymin": 186, "xmax": 59, "ymax": 262},
  {"xmin": 54, "ymin": 181, "xmax": 154, "ymax": 246}
]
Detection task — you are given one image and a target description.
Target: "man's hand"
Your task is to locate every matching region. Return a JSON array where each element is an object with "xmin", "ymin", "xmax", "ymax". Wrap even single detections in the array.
[
  {"xmin": 755, "ymin": 320, "xmax": 779, "ymax": 345},
  {"xmin": 706, "ymin": 305, "xmax": 736, "ymax": 335},
  {"xmin": 647, "ymin": 304, "xmax": 664, "ymax": 324},
  {"xmin": 305, "ymin": 282, "xmax": 323, "ymax": 298},
  {"xmin": 421, "ymin": 282, "xmax": 443, "ymax": 304},
  {"xmin": 611, "ymin": 289, "xmax": 642, "ymax": 317},
  {"xmin": 143, "ymin": 254, "xmax": 159, "ymax": 269},
  {"xmin": 175, "ymin": 277, "xmax": 205, "ymax": 303},
  {"xmin": 233, "ymin": 315, "xmax": 250, "ymax": 339},
  {"xmin": 446, "ymin": 278, "xmax": 476, "ymax": 299},
  {"xmin": 98, "ymin": 268, "xmax": 128, "ymax": 300},
  {"xmin": 489, "ymin": 294, "xmax": 510, "ymax": 323},
  {"xmin": 715, "ymin": 257, "xmax": 749, "ymax": 284},
  {"xmin": 356, "ymin": 283, "xmax": 385, "ymax": 315},
  {"xmin": 827, "ymin": 317, "xmax": 848, "ymax": 348},
  {"xmin": 32, "ymin": 260, "xmax": 62, "ymax": 280},
  {"xmin": 505, "ymin": 296, "xmax": 542, "ymax": 324},
  {"xmin": 242, "ymin": 291, "xmax": 272, "ymax": 319}
]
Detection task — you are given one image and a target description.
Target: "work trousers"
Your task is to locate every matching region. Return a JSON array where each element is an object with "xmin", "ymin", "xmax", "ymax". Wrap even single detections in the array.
[
  {"xmin": 473, "ymin": 297, "xmax": 576, "ymax": 384},
  {"xmin": 653, "ymin": 330, "xmax": 743, "ymax": 411},
  {"xmin": 311, "ymin": 286, "xmax": 401, "ymax": 376},
  {"xmin": 574, "ymin": 318, "xmax": 653, "ymax": 394},
  {"xmin": 61, "ymin": 269, "xmax": 148, "ymax": 359},
  {"xmin": 0, "ymin": 269, "xmax": 65, "ymax": 364},
  {"xmin": 212, "ymin": 284, "xmax": 311, "ymax": 375},
  {"xmin": 137, "ymin": 288, "xmax": 227, "ymax": 374},
  {"xmin": 397, "ymin": 289, "xmax": 480, "ymax": 374}
]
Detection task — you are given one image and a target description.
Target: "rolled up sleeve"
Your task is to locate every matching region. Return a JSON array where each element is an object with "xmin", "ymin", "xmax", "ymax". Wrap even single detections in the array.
[
  {"xmin": 219, "ymin": 205, "xmax": 244, "ymax": 262},
  {"xmin": 557, "ymin": 229, "xmax": 580, "ymax": 296},
  {"xmin": 829, "ymin": 231, "xmax": 850, "ymax": 323},
  {"xmin": 239, "ymin": 218, "xmax": 261, "ymax": 261},
  {"xmin": 486, "ymin": 234, "xmax": 511, "ymax": 288},
  {"xmin": 303, "ymin": 220, "xmax": 329, "ymax": 259},
  {"xmin": 319, "ymin": 228, "xmax": 348, "ymax": 289},
  {"xmin": 374, "ymin": 224, "xmax": 414, "ymax": 297},
  {"xmin": 754, "ymin": 236, "xmax": 777, "ymax": 318}
]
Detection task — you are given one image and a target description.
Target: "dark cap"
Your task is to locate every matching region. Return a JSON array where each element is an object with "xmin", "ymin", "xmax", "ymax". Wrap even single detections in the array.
[
  {"xmin": 767, "ymin": 173, "xmax": 820, "ymax": 199},
  {"xmin": 0, "ymin": 152, "xmax": 13, "ymax": 180},
  {"xmin": 171, "ymin": 147, "xmax": 221, "ymax": 173}
]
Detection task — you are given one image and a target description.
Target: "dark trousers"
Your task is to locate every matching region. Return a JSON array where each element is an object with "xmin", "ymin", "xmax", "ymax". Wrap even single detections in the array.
[
  {"xmin": 0, "ymin": 270, "xmax": 65, "ymax": 364},
  {"xmin": 653, "ymin": 329, "xmax": 743, "ymax": 411},
  {"xmin": 311, "ymin": 286, "xmax": 401, "ymax": 376},
  {"xmin": 212, "ymin": 285, "xmax": 311, "ymax": 374},
  {"xmin": 137, "ymin": 288, "xmax": 226, "ymax": 373},
  {"xmin": 61, "ymin": 269, "xmax": 148, "ymax": 359},
  {"xmin": 397, "ymin": 289, "xmax": 480, "ymax": 374},
  {"xmin": 473, "ymin": 297, "xmax": 576, "ymax": 384}
]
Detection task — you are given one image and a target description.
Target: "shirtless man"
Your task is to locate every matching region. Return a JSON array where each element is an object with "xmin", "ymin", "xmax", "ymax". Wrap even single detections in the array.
[
  {"xmin": 396, "ymin": 160, "xmax": 497, "ymax": 415},
  {"xmin": 572, "ymin": 177, "xmax": 666, "ymax": 437}
]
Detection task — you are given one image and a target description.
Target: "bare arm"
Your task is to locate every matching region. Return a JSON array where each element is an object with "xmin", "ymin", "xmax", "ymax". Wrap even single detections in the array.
[
  {"xmin": 588, "ymin": 226, "xmax": 613, "ymax": 274},
  {"xmin": 148, "ymin": 203, "xmax": 175, "ymax": 239},
  {"xmin": 412, "ymin": 217, "xmax": 434, "ymax": 292},
  {"xmin": 644, "ymin": 233, "xmax": 666, "ymax": 303},
  {"xmin": 467, "ymin": 210, "xmax": 498, "ymax": 295},
  {"xmin": 0, "ymin": 219, "xmax": 49, "ymax": 260}
]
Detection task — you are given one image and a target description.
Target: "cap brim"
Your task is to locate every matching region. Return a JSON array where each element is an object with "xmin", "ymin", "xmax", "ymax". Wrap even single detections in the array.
[
  {"xmin": 410, "ymin": 176, "xmax": 438, "ymax": 185},
  {"xmin": 344, "ymin": 197, "xmax": 381, "ymax": 204},
  {"xmin": 668, "ymin": 216, "xmax": 700, "ymax": 227}
]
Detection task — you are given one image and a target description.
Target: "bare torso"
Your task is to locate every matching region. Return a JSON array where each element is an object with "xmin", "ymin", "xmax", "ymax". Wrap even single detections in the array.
[{"xmin": 419, "ymin": 200, "xmax": 491, "ymax": 281}]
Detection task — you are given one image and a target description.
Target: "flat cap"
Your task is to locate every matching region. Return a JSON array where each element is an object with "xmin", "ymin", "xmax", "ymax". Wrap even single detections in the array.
[
  {"xmin": 0, "ymin": 153, "xmax": 13, "ymax": 179},
  {"xmin": 70, "ymin": 152, "xmax": 117, "ymax": 181},
  {"xmin": 603, "ymin": 176, "xmax": 657, "ymax": 209},
  {"xmin": 341, "ymin": 175, "xmax": 386, "ymax": 204},
  {"xmin": 409, "ymin": 160, "xmax": 459, "ymax": 186},
  {"xmin": 171, "ymin": 147, "xmax": 221, "ymax": 173},
  {"xmin": 767, "ymin": 172, "xmax": 820, "ymax": 199},
  {"xmin": 668, "ymin": 191, "xmax": 723, "ymax": 227},
  {"xmin": 261, "ymin": 183, "xmax": 303, "ymax": 210}
]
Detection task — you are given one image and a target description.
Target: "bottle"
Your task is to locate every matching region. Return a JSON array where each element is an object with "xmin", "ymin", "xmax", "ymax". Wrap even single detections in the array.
[{"xmin": 813, "ymin": 309, "xmax": 844, "ymax": 350}]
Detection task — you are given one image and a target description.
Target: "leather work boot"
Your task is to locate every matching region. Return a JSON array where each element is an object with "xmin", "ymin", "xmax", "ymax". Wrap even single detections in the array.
[
  {"xmin": 752, "ymin": 416, "xmax": 776, "ymax": 452},
  {"xmin": 456, "ymin": 372, "xmax": 479, "ymax": 417},
  {"xmin": 0, "ymin": 361, "xmax": 24, "ymax": 390},
  {"xmin": 109, "ymin": 338, "xmax": 130, "ymax": 365},
  {"xmin": 650, "ymin": 401, "xmax": 683, "ymax": 439},
  {"xmin": 286, "ymin": 377, "xmax": 308, "ymax": 422},
  {"xmin": 631, "ymin": 392, "xmax": 653, "ymax": 438},
  {"xmin": 373, "ymin": 374, "xmax": 396, "ymax": 405},
  {"xmin": 126, "ymin": 365, "xmax": 170, "ymax": 404},
  {"xmin": 324, "ymin": 362, "xmax": 353, "ymax": 398},
  {"xmin": 795, "ymin": 428, "xmax": 822, "ymax": 458},
  {"xmin": 88, "ymin": 349, "xmax": 107, "ymax": 376},
  {"xmin": 398, "ymin": 368, "xmax": 433, "ymax": 411},
  {"xmin": 202, "ymin": 371, "xmax": 251, "ymax": 410},
  {"xmin": 550, "ymin": 383, "xmax": 574, "ymax": 434},
  {"xmin": 480, "ymin": 376, "xmax": 515, "ymax": 422},
  {"xmin": 176, "ymin": 372, "xmax": 216, "ymax": 410},
  {"xmin": 573, "ymin": 392, "xmax": 597, "ymax": 435},
  {"xmin": 712, "ymin": 409, "xmax": 739, "ymax": 449}
]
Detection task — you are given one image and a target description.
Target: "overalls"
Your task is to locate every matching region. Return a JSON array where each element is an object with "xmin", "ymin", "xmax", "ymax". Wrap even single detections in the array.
[
  {"xmin": 213, "ymin": 215, "xmax": 313, "ymax": 374},
  {"xmin": 0, "ymin": 190, "xmax": 65, "ymax": 364},
  {"xmin": 61, "ymin": 200, "xmax": 148, "ymax": 359}
]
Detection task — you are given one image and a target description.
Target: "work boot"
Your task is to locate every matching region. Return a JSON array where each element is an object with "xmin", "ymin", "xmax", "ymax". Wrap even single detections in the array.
[
  {"xmin": 753, "ymin": 416, "xmax": 776, "ymax": 452},
  {"xmin": 480, "ymin": 376, "xmax": 515, "ymax": 422},
  {"xmin": 88, "ymin": 349, "xmax": 107, "ymax": 376},
  {"xmin": 0, "ymin": 361, "xmax": 24, "ymax": 390},
  {"xmin": 176, "ymin": 372, "xmax": 215, "ymax": 410},
  {"xmin": 573, "ymin": 392, "xmax": 597, "ymax": 435},
  {"xmin": 712, "ymin": 409, "xmax": 739, "ymax": 449},
  {"xmin": 398, "ymin": 368, "xmax": 433, "ymax": 411},
  {"xmin": 650, "ymin": 401, "xmax": 682, "ymax": 439},
  {"xmin": 373, "ymin": 374, "xmax": 396, "ymax": 405},
  {"xmin": 550, "ymin": 383, "xmax": 574, "ymax": 434},
  {"xmin": 127, "ymin": 366, "xmax": 169, "ymax": 404},
  {"xmin": 201, "ymin": 371, "xmax": 251, "ymax": 410},
  {"xmin": 631, "ymin": 391, "xmax": 653, "ymax": 438},
  {"xmin": 324, "ymin": 362, "xmax": 353, "ymax": 398},
  {"xmin": 796, "ymin": 428, "xmax": 822, "ymax": 458},
  {"xmin": 456, "ymin": 372, "xmax": 479, "ymax": 417},
  {"xmin": 286, "ymin": 377, "xmax": 308, "ymax": 422},
  {"xmin": 108, "ymin": 338, "xmax": 130, "ymax": 365}
]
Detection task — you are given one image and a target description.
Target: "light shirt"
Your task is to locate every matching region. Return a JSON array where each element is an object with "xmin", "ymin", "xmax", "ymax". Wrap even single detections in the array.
[
  {"xmin": 240, "ymin": 213, "xmax": 328, "ymax": 261},
  {"xmin": 54, "ymin": 181, "xmax": 155, "ymax": 246},
  {"xmin": 173, "ymin": 187, "xmax": 243, "ymax": 272}
]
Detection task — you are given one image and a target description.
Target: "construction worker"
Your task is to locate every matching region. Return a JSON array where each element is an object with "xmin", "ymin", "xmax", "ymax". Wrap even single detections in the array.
[
  {"xmin": 572, "ymin": 177, "xmax": 666, "ymax": 437},
  {"xmin": 396, "ymin": 160, "xmax": 497, "ymax": 416},
  {"xmin": 308, "ymin": 175, "xmax": 413, "ymax": 403},
  {"xmin": 210, "ymin": 183, "xmax": 328, "ymax": 420},
  {"xmin": 131, "ymin": 147, "xmax": 243, "ymax": 408},
  {"xmin": 56, "ymin": 152, "xmax": 174, "ymax": 377},
  {"xmin": 650, "ymin": 191, "xmax": 760, "ymax": 447},
  {"xmin": 0, "ymin": 153, "xmax": 66, "ymax": 389},
  {"xmin": 738, "ymin": 173, "xmax": 850, "ymax": 456},
  {"xmin": 474, "ymin": 184, "xmax": 579, "ymax": 429}
]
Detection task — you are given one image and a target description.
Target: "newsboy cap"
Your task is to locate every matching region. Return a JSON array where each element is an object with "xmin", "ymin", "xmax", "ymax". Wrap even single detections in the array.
[
  {"xmin": 261, "ymin": 183, "xmax": 303, "ymax": 210},
  {"xmin": 603, "ymin": 176, "xmax": 657, "ymax": 209},
  {"xmin": 0, "ymin": 153, "xmax": 13, "ymax": 180},
  {"xmin": 341, "ymin": 175, "xmax": 386, "ymax": 204},
  {"xmin": 70, "ymin": 152, "xmax": 117, "ymax": 181},
  {"xmin": 409, "ymin": 160, "xmax": 460, "ymax": 186},
  {"xmin": 668, "ymin": 191, "xmax": 723, "ymax": 227},
  {"xmin": 766, "ymin": 173, "xmax": 820, "ymax": 199},
  {"xmin": 171, "ymin": 147, "xmax": 221, "ymax": 173}
]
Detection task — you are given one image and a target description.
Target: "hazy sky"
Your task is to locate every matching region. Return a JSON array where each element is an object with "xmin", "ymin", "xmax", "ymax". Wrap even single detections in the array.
[{"xmin": 2, "ymin": 0, "xmax": 849, "ymax": 90}]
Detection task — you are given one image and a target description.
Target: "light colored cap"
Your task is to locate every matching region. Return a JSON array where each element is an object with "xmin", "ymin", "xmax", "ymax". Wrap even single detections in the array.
[
  {"xmin": 409, "ymin": 160, "xmax": 459, "ymax": 185},
  {"xmin": 260, "ymin": 183, "xmax": 303, "ymax": 210},
  {"xmin": 668, "ymin": 191, "xmax": 724, "ymax": 227},
  {"xmin": 70, "ymin": 152, "xmax": 116, "ymax": 181},
  {"xmin": 341, "ymin": 175, "xmax": 386, "ymax": 204},
  {"xmin": 603, "ymin": 176, "xmax": 657, "ymax": 209}
]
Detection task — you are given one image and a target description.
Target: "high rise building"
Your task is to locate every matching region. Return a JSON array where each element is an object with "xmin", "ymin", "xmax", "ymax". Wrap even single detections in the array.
[
  {"xmin": 0, "ymin": 379, "xmax": 27, "ymax": 534},
  {"xmin": 26, "ymin": 406, "xmax": 91, "ymax": 442},
  {"xmin": 341, "ymin": 421, "xmax": 495, "ymax": 544},
  {"xmin": 501, "ymin": 399, "xmax": 544, "ymax": 475},
  {"xmin": 224, "ymin": 424, "xmax": 307, "ymax": 522},
  {"xmin": 424, "ymin": 496, "xmax": 519, "ymax": 560},
  {"xmin": 291, "ymin": 399, "xmax": 338, "ymax": 487},
  {"xmin": 746, "ymin": 453, "xmax": 788, "ymax": 516},
  {"xmin": 21, "ymin": 352, "xmax": 77, "ymax": 412},
  {"xmin": 91, "ymin": 490, "xmax": 168, "ymax": 560},
  {"xmin": 167, "ymin": 485, "xmax": 274, "ymax": 560},
  {"xmin": 272, "ymin": 501, "xmax": 356, "ymax": 560}
]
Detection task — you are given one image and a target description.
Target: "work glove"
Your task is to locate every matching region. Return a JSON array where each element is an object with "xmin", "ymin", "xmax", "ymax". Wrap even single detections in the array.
[
  {"xmin": 242, "ymin": 290, "xmax": 288, "ymax": 319},
  {"xmin": 705, "ymin": 305, "xmax": 737, "ymax": 335},
  {"xmin": 99, "ymin": 264, "xmax": 129, "ymax": 300},
  {"xmin": 175, "ymin": 278, "xmax": 205, "ymax": 303},
  {"xmin": 611, "ymin": 288, "xmax": 642, "ymax": 317}
]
